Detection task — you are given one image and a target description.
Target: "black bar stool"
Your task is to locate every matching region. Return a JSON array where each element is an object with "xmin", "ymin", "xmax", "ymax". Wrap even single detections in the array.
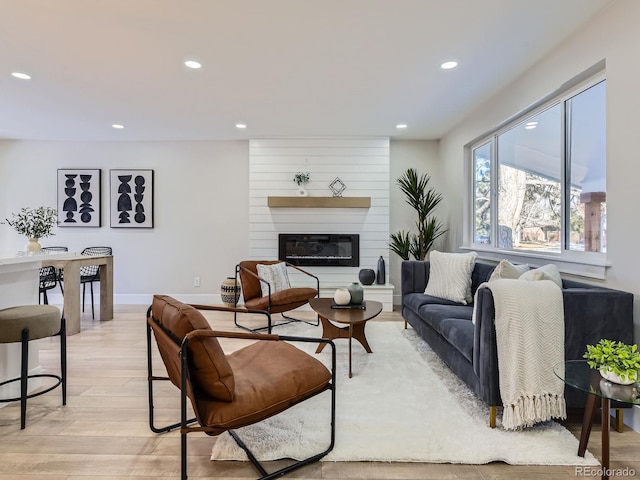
[{"xmin": 0, "ymin": 305, "xmax": 67, "ymax": 429}]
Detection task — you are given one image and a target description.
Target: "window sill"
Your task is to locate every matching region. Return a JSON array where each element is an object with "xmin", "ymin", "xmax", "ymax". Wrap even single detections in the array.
[{"xmin": 460, "ymin": 246, "xmax": 610, "ymax": 280}]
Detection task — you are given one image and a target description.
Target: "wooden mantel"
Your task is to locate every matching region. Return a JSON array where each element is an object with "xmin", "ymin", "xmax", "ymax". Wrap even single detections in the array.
[{"xmin": 267, "ymin": 196, "xmax": 371, "ymax": 208}]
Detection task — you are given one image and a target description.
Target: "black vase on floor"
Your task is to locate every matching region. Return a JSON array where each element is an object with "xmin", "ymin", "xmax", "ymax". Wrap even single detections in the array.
[
  {"xmin": 376, "ymin": 256, "xmax": 385, "ymax": 284},
  {"xmin": 358, "ymin": 268, "xmax": 375, "ymax": 285}
]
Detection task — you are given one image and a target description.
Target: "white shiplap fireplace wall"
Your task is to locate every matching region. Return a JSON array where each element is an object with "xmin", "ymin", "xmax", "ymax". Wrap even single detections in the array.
[{"xmin": 249, "ymin": 138, "xmax": 391, "ymax": 309}]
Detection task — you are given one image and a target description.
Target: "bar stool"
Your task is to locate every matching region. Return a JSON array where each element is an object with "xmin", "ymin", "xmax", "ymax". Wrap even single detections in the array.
[{"xmin": 0, "ymin": 305, "xmax": 66, "ymax": 429}]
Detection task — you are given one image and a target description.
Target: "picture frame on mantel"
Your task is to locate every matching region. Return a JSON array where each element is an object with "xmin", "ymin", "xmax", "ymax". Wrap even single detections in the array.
[
  {"xmin": 109, "ymin": 169, "xmax": 154, "ymax": 228},
  {"xmin": 57, "ymin": 169, "xmax": 101, "ymax": 227}
]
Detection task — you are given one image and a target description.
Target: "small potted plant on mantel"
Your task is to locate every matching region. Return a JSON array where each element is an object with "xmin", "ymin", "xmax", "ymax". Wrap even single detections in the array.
[
  {"xmin": 584, "ymin": 339, "xmax": 640, "ymax": 385},
  {"xmin": 293, "ymin": 172, "xmax": 310, "ymax": 197},
  {"xmin": 2, "ymin": 206, "xmax": 58, "ymax": 253}
]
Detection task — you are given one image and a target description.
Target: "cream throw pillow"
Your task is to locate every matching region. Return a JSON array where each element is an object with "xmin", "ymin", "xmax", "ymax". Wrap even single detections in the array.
[
  {"xmin": 256, "ymin": 262, "xmax": 291, "ymax": 294},
  {"xmin": 488, "ymin": 259, "xmax": 530, "ymax": 282},
  {"xmin": 424, "ymin": 251, "xmax": 478, "ymax": 304},
  {"xmin": 519, "ymin": 263, "xmax": 563, "ymax": 288}
]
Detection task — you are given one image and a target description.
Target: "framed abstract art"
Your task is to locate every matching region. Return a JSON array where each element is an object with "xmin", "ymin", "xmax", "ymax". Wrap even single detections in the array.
[
  {"xmin": 57, "ymin": 169, "xmax": 101, "ymax": 227},
  {"xmin": 109, "ymin": 169, "xmax": 154, "ymax": 228}
]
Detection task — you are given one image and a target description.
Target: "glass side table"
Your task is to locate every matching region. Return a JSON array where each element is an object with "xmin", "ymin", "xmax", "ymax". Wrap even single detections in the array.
[{"xmin": 554, "ymin": 360, "xmax": 639, "ymax": 480}]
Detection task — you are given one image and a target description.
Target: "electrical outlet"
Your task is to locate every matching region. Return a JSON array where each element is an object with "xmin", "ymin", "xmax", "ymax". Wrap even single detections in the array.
[{"xmin": 193, "ymin": 276, "xmax": 200, "ymax": 287}]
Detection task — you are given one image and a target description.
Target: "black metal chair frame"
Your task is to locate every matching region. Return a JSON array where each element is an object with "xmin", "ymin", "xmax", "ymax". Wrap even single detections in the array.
[
  {"xmin": 146, "ymin": 305, "xmax": 336, "ymax": 480},
  {"xmin": 39, "ymin": 265, "xmax": 59, "ymax": 305},
  {"xmin": 41, "ymin": 246, "xmax": 69, "ymax": 297},
  {"xmin": 233, "ymin": 262, "xmax": 320, "ymax": 334},
  {"xmin": 78, "ymin": 247, "xmax": 112, "ymax": 319},
  {"xmin": 0, "ymin": 317, "xmax": 67, "ymax": 429}
]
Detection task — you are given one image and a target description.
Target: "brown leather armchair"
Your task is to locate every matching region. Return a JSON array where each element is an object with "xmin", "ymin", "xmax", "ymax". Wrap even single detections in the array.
[
  {"xmin": 146, "ymin": 295, "xmax": 336, "ymax": 480},
  {"xmin": 235, "ymin": 260, "xmax": 319, "ymax": 333}
]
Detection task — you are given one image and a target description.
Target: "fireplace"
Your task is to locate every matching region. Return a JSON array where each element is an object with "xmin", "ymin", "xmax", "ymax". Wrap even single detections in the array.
[{"xmin": 278, "ymin": 234, "xmax": 359, "ymax": 267}]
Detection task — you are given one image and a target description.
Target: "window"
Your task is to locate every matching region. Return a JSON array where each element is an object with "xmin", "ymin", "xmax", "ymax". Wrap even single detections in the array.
[
  {"xmin": 470, "ymin": 76, "xmax": 606, "ymax": 261},
  {"xmin": 473, "ymin": 143, "xmax": 491, "ymax": 245},
  {"xmin": 567, "ymin": 81, "xmax": 607, "ymax": 253}
]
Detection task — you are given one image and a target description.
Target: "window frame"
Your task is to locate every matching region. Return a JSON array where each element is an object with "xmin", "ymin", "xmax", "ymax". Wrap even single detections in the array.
[{"xmin": 464, "ymin": 71, "xmax": 608, "ymax": 279}]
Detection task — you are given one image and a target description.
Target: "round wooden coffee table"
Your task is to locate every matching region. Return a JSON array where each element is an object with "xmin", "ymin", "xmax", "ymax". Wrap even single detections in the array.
[{"xmin": 309, "ymin": 297, "xmax": 383, "ymax": 378}]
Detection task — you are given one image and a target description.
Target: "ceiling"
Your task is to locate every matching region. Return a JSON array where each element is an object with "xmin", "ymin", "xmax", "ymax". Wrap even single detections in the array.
[{"xmin": 0, "ymin": 0, "xmax": 614, "ymax": 142}]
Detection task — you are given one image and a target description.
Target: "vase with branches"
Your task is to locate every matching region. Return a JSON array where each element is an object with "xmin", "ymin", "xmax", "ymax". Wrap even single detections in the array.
[
  {"xmin": 3, "ymin": 206, "xmax": 58, "ymax": 252},
  {"xmin": 389, "ymin": 168, "xmax": 447, "ymax": 260},
  {"xmin": 293, "ymin": 172, "xmax": 310, "ymax": 197}
]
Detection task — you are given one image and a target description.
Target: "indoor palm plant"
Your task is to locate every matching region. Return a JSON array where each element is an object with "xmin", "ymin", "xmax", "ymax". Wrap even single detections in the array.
[
  {"xmin": 3, "ymin": 206, "xmax": 58, "ymax": 252},
  {"xmin": 584, "ymin": 339, "xmax": 640, "ymax": 385},
  {"xmin": 389, "ymin": 168, "xmax": 447, "ymax": 260}
]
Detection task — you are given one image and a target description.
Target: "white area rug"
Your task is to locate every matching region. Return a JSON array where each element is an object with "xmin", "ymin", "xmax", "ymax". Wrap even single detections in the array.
[{"xmin": 211, "ymin": 321, "xmax": 599, "ymax": 465}]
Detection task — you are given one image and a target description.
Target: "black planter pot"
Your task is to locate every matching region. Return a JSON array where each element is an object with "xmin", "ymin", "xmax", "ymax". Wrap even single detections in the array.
[{"xmin": 358, "ymin": 268, "xmax": 376, "ymax": 285}]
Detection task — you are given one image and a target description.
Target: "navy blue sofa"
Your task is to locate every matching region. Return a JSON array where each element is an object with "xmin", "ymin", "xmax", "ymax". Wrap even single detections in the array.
[{"xmin": 401, "ymin": 260, "xmax": 634, "ymax": 426}]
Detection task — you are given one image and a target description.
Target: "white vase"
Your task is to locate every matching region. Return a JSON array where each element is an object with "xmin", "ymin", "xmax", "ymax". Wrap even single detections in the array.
[
  {"xmin": 333, "ymin": 288, "xmax": 351, "ymax": 305},
  {"xmin": 600, "ymin": 368, "xmax": 637, "ymax": 385},
  {"xmin": 25, "ymin": 238, "xmax": 42, "ymax": 253},
  {"xmin": 296, "ymin": 186, "xmax": 308, "ymax": 197}
]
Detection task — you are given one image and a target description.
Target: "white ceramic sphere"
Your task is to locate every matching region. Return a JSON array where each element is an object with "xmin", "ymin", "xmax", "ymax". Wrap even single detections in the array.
[{"xmin": 333, "ymin": 288, "xmax": 351, "ymax": 305}]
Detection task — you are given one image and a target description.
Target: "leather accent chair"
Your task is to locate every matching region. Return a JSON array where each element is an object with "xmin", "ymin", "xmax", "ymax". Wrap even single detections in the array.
[
  {"xmin": 235, "ymin": 260, "xmax": 319, "ymax": 333},
  {"xmin": 146, "ymin": 295, "xmax": 336, "ymax": 480}
]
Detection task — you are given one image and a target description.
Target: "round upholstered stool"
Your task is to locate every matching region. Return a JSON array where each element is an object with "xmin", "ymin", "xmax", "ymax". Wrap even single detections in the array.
[{"xmin": 0, "ymin": 305, "xmax": 66, "ymax": 429}]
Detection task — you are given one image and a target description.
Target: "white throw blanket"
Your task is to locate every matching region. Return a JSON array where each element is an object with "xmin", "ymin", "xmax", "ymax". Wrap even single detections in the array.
[{"xmin": 476, "ymin": 278, "xmax": 567, "ymax": 430}]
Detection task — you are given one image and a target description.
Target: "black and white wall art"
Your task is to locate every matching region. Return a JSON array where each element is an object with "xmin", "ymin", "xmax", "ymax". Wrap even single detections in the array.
[
  {"xmin": 109, "ymin": 169, "xmax": 154, "ymax": 228},
  {"xmin": 57, "ymin": 169, "xmax": 101, "ymax": 227}
]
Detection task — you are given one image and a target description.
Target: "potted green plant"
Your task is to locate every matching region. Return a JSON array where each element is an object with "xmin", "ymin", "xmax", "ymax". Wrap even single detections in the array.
[
  {"xmin": 3, "ymin": 206, "xmax": 58, "ymax": 253},
  {"xmin": 389, "ymin": 168, "xmax": 447, "ymax": 260},
  {"xmin": 584, "ymin": 339, "xmax": 640, "ymax": 385},
  {"xmin": 293, "ymin": 172, "xmax": 310, "ymax": 197}
]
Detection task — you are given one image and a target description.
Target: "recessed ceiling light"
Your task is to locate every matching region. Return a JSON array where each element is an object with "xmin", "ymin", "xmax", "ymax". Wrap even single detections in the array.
[
  {"xmin": 235, "ymin": 123, "xmax": 247, "ymax": 129},
  {"xmin": 525, "ymin": 125, "xmax": 537, "ymax": 130},
  {"xmin": 440, "ymin": 61, "xmax": 458, "ymax": 70},
  {"xmin": 112, "ymin": 124, "xmax": 124, "ymax": 129},
  {"xmin": 526, "ymin": 121, "xmax": 538, "ymax": 126},
  {"xmin": 12, "ymin": 72, "xmax": 31, "ymax": 80},
  {"xmin": 396, "ymin": 124, "xmax": 408, "ymax": 129},
  {"xmin": 184, "ymin": 60, "xmax": 202, "ymax": 69}
]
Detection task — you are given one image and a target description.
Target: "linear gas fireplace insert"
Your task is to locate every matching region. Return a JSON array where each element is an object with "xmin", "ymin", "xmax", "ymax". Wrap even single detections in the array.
[{"xmin": 278, "ymin": 233, "xmax": 359, "ymax": 267}]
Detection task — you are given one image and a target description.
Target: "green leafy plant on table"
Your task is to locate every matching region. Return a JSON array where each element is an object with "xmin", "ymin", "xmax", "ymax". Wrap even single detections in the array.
[
  {"xmin": 584, "ymin": 339, "xmax": 640, "ymax": 383},
  {"xmin": 3, "ymin": 206, "xmax": 58, "ymax": 239}
]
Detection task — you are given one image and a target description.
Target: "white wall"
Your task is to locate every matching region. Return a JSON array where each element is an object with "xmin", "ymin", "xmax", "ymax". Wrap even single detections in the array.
[
  {"xmin": 0, "ymin": 140, "xmax": 250, "ymax": 304},
  {"xmin": 1, "ymin": 138, "xmax": 438, "ymax": 306},
  {"xmin": 248, "ymin": 137, "xmax": 390, "ymax": 288},
  {"xmin": 438, "ymin": 0, "xmax": 640, "ymax": 426}
]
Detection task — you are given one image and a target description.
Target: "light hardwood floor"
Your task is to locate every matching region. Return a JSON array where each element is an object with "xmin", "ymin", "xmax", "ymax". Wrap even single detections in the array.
[{"xmin": 1, "ymin": 303, "xmax": 639, "ymax": 479}]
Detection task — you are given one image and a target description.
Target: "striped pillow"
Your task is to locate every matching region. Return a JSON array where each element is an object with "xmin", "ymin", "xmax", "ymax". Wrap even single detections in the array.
[
  {"xmin": 488, "ymin": 259, "xmax": 529, "ymax": 281},
  {"xmin": 256, "ymin": 262, "xmax": 291, "ymax": 294},
  {"xmin": 424, "ymin": 251, "xmax": 478, "ymax": 304}
]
